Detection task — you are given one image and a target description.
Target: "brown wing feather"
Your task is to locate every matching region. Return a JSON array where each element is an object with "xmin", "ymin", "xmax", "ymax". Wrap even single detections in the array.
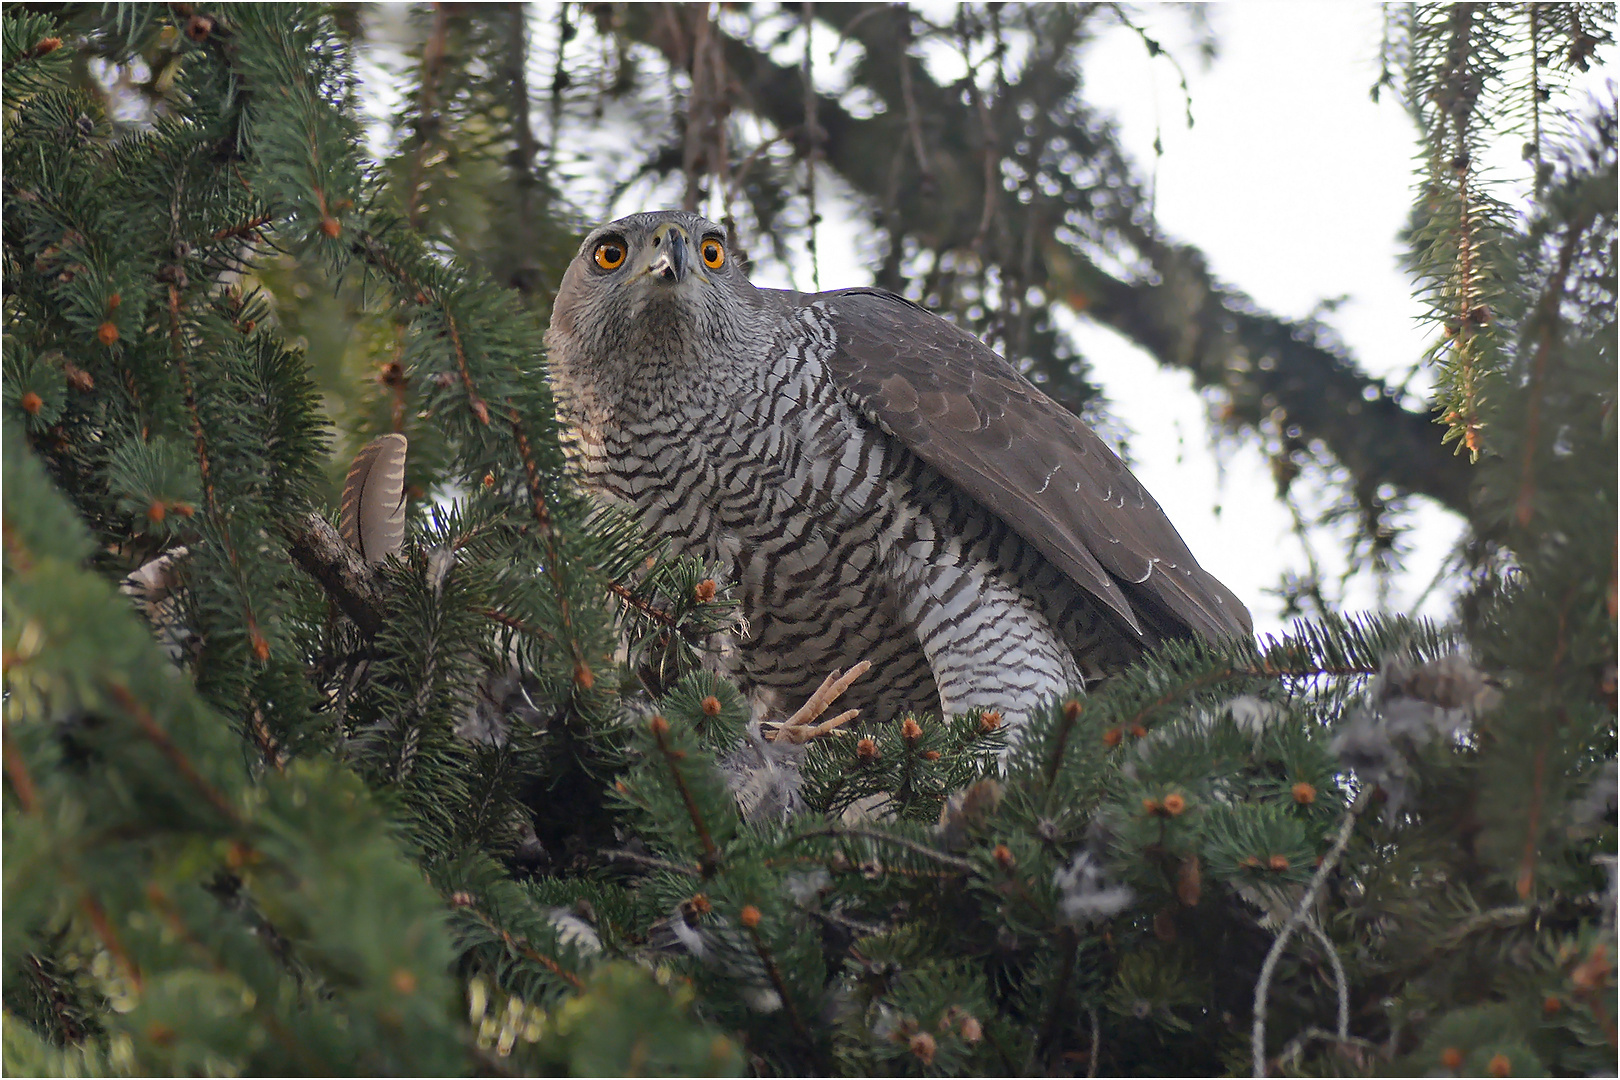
[{"xmin": 810, "ymin": 288, "xmax": 1252, "ymax": 644}]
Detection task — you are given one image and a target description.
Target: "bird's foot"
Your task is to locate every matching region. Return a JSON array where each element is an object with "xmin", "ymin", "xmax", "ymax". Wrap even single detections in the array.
[{"xmin": 764, "ymin": 660, "xmax": 871, "ymax": 745}]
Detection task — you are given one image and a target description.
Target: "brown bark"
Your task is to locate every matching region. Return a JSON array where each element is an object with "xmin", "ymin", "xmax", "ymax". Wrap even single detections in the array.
[{"xmin": 285, "ymin": 511, "xmax": 386, "ymax": 638}]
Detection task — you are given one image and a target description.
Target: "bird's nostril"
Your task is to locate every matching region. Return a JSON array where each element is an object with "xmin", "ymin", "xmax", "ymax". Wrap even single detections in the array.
[{"xmin": 652, "ymin": 235, "xmax": 661, "ymax": 247}]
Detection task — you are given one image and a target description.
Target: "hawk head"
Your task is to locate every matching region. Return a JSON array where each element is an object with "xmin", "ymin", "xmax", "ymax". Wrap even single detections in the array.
[{"xmin": 546, "ymin": 210, "xmax": 769, "ymax": 384}]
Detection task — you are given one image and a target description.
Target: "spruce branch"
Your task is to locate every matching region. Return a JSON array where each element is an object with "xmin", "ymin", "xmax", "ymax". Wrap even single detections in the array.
[
  {"xmin": 1030, "ymin": 926, "xmax": 1079, "ymax": 1071},
  {"xmin": 22, "ymin": 953, "xmax": 92, "ymax": 1046},
  {"xmin": 1514, "ymin": 204, "xmax": 1595, "ymax": 527},
  {"xmin": 1418, "ymin": 904, "xmax": 1534, "ymax": 959},
  {"xmin": 106, "ymin": 680, "xmax": 240, "ymax": 824},
  {"xmin": 895, "ymin": 18, "xmax": 934, "ymax": 191},
  {"xmin": 1043, "ymin": 698, "xmax": 1083, "ymax": 788},
  {"xmin": 456, "ymin": 896, "xmax": 585, "ymax": 991},
  {"xmin": 78, "ymin": 891, "xmax": 141, "ymax": 992},
  {"xmin": 1442, "ymin": 5, "xmax": 1487, "ymax": 459},
  {"xmin": 405, "ymin": 2, "xmax": 452, "ymax": 230},
  {"xmin": 3, "ymin": 719, "xmax": 39, "ymax": 811},
  {"xmin": 1517, "ymin": 583, "xmax": 1583, "ymax": 898},
  {"xmin": 740, "ymin": 912, "xmax": 817, "ymax": 1064},
  {"xmin": 479, "ymin": 606, "xmax": 555, "ymax": 642},
  {"xmin": 506, "ymin": 406, "xmax": 596, "ymax": 687},
  {"xmin": 142, "ymin": 883, "xmax": 320, "ymax": 1073},
  {"xmin": 444, "ymin": 310, "xmax": 492, "ymax": 426},
  {"xmin": 498, "ymin": 0, "xmax": 545, "ymax": 298},
  {"xmin": 605, "ymin": 848, "xmax": 702, "ymax": 877},
  {"xmin": 606, "ymin": 579, "xmax": 681, "ymax": 630},
  {"xmin": 649, "ymin": 715, "xmax": 721, "ymax": 875},
  {"xmin": 211, "ymin": 212, "xmax": 274, "ymax": 242},
  {"xmin": 168, "ymin": 284, "xmax": 269, "ymax": 664},
  {"xmin": 1086, "ymin": 1005, "xmax": 1101, "ymax": 1079},
  {"xmin": 246, "ymin": 704, "xmax": 287, "ymax": 773}
]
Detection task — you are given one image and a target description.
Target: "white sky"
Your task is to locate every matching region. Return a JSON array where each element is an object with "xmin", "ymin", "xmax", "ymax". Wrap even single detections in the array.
[
  {"xmin": 1068, "ymin": 3, "xmax": 1610, "ymax": 636},
  {"xmin": 1072, "ymin": 2, "xmax": 1465, "ymax": 636}
]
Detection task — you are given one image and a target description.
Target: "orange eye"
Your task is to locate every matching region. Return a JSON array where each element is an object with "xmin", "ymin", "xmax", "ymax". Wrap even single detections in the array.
[
  {"xmin": 594, "ymin": 240, "xmax": 626, "ymax": 270},
  {"xmin": 701, "ymin": 239, "xmax": 725, "ymax": 269}
]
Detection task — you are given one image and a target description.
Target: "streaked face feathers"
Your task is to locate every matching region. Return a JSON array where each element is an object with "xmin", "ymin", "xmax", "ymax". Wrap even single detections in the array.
[{"xmin": 546, "ymin": 210, "xmax": 758, "ymax": 371}]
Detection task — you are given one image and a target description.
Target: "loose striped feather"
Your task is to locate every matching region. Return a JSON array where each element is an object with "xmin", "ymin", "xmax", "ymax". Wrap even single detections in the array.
[{"xmin": 340, "ymin": 433, "xmax": 408, "ymax": 564}]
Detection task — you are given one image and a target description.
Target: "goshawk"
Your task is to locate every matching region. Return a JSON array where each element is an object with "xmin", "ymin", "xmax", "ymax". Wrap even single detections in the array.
[{"xmin": 546, "ymin": 211, "xmax": 1251, "ymax": 735}]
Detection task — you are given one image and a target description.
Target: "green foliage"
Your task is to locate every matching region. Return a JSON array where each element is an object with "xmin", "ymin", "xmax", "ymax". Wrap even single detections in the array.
[
  {"xmin": 3, "ymin": 4, "xmax": 1613, "ymax": 1077},
  {"xmin": 4, "ymin": 426, "xmax": 465, "ymax": 1075},
  {"xmin": 2, "ymin": 12, "xmax": 73, "ymax": 112},
  {"xmin": 524, "ymin": 962, "xmax": 745, "ymax": 1076},
  {"xmin": 802, "ymin": 709, "xmax": 1005, "ymax": 822}
]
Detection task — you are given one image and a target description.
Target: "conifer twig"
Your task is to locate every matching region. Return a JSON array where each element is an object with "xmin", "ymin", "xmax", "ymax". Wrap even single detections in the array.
[
  {"xmin": 1520, "ymin": 585, "xmax": 1580, "ymax": 897},
  {"xmin": 107, "ymin": 681, "xmax": 240, "ymax": 824},
  {"xmin": 1251, "ymin": 791, "xmax": 1366, "ymax": 1077},
  {"xmin": 606, "ymin": 580, "xmax": 681, "ymax": 629},
  {"xmin": 168, "ymin": 284, "xmax": 269, "ymax": 662},
  {"xmin": 443, "ymin": 311, "xmax": 491, "ymax": 426},
  {"xmin": 79, "ymin": 892, "xmax": 141, "ymax": 991},
  {"xmin": 604, "ymin": 849, "xmax": 701, "ymax": 877},
  {"xmin": 649, "ymin": 717, "xmax": 721, "ymax": 874},
  {"xmin": 506, "ymin": 407, "xmax": 595, "ymax": 686},
  {"xmin": 145, "ymin": 884, "xmax": 318, "ymax": 1070},
  {"xmin": 741, "ymin": 917, "xmax": 816, "ymax": 1059},
  {"xmin": 457, "ymin": 899, "xmax": 584, "ymax": 990},
  {"xmin": 1031, "ymin": 927, "xmax": 1079, "ymax": 1070},
  {"xmin": 2, "ymin": 721, "xmax": 38, "ymax": 812},
  {"xmin": 1514, "ymin": 209, "xmax": 1591, "ymax": 527},
  {"xmin": 1423, "ymin": 904, "xmax": 1533, "ymax": 954},
  {"xmin": 479, "ymin": 607, "xmax": 555, "ymax": 642},
  {"xmin": 786, "ymin": 826, "xmax": 975, "ymax": 873},
  {"xmin": 24, "ymin": 955, "xmax": 87, "ymax": 1044},
  {"xmin": 801, "ymin": 1, "xmax": 820, "ymax": 291},
  {"xmin": 210, "ymin": 212, "xmax": 273, "ymax": 242},
  {"xmin": 1044, "ymin": 698, "xmax": 1082, "ymax": 788},
  {"xmin": 406, "ymin": 2, "xmax": 451, "ymax": 230},
  {"xmin": 896, "ymin": 18, "xmax": 934, "ymax": 189}
]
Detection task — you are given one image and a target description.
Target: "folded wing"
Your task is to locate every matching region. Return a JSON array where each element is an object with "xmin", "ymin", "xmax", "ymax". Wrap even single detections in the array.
[{"xmin": 813, "ymin": 288, "xmax": 1252, "ymax": 644}]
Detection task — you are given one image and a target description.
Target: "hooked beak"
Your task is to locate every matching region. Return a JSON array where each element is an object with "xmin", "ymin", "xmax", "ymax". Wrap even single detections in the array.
[{"xmin": 642, "ymin": 222, "xmax": 693, "ymax": 285}]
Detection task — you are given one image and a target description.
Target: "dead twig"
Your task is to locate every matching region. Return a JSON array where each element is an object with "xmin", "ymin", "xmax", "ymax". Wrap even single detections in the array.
[
  {"xmin": 1252, "ymin": 792, "xmax": 1367, "ymax": 1077},
  {"xmin": 786, "ymin": 825, "xmax": 975, "ymax": 873}
]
